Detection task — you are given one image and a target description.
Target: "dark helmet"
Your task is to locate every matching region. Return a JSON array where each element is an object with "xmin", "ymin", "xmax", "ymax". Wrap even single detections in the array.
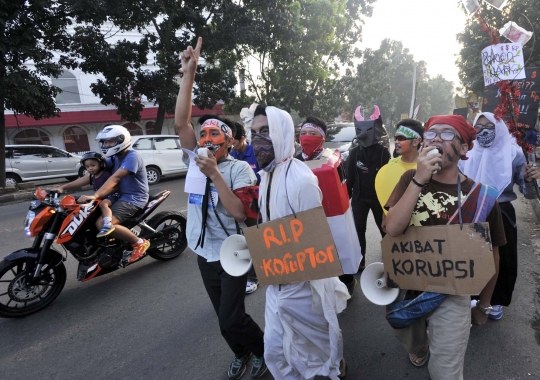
[{"xmin": 80, "ymin": 152, "xmax": 107, "ymax": 170}]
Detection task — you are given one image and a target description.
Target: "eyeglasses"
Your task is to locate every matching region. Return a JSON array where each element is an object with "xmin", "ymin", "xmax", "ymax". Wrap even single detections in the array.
[
  {"xmin": 474, "ymin": 123, "xmax": 495, "ymax": 130},
  {"xmin": 424, "ymin": 131, "xmax": 463, "ymax": 142},
  {"xmin": 394, "ymin": 135, "xmax": 416, "ymax": 142}
]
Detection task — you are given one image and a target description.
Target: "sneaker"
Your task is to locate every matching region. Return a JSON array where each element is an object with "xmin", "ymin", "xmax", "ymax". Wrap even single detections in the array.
[
  {"xmin": 228, "ymin": 352, "xmax": 252, "ymax": 379},
  {"xmin": 128, "ymin": 239, "xmax": 151, "ymax": 263},
  {"xmin": 250, "ymin": 355, "xmax": 268, "ymax": 379},
  {"xmin": 489, "ymin": 305, "xmax": 504, "ymax": 320},
  {"xmin": 246, "ymin": 281, "xmax": 259, "ymax": 294},
  {"xmin": 346, "ymin": 278, "xmax": 358, "ymax": 297},
  {"xmin": 96, "ymin": 224, "xmax": 115, "ymax": 238}
]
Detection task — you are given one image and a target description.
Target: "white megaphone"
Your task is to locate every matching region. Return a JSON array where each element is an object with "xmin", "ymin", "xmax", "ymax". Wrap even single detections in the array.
[
  {"xmin": 360, "ymin": 262, "xmax": 400, "ymax": 306},
  {"xmin": 220, "ymin": 234, "xmax": 252, "ymax": 277}
]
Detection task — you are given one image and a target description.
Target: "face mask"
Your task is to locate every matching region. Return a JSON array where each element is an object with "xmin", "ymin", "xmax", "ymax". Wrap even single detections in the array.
[
  {"xmin": 299, "ymin": 135, "xmax": 324, "ymax": 160},
  {"xmin": 476, "ymin": 128, "xmax": 496, "ymax": 148},
  {"xmin": 199, "ymin": 126, "xmax": 228, "ymax": 159},
  {"xmin": 252, "ymin": 134, "xmax": 275, "ymax": 170}
]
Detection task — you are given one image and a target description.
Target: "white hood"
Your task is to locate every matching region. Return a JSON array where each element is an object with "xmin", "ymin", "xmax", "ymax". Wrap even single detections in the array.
[
  {"xmin": 459, "ymin": 112, "xmax": 517, "ymax": 197},
  {"xmin": 258, "ymin": 107, "xmax": 322, "ymax": 222}
]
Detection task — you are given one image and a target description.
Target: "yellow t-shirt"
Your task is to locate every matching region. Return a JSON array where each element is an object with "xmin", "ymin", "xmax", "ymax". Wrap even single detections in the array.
[{"xmin": 375, "ymin": 156, "xmax": 417, "ymax": 214}]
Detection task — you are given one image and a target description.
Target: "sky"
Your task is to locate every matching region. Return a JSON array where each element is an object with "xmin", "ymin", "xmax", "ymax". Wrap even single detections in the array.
[{"xmin": 359, "ymin": 0, "xmax": 468, "ymax": 87}]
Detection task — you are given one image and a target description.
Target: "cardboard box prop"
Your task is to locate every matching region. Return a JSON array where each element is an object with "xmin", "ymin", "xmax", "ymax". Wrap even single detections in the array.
[
  {"xmin": 304, "ymin": 149, "xmax": 363, "ymax": 274},
  {"xmin": 381, "ymin": 223, "xmax": 495, "ymax": 295},
  {"xmin": 243, "ymin": 206, "xmax": 343, "ymax": 286}
]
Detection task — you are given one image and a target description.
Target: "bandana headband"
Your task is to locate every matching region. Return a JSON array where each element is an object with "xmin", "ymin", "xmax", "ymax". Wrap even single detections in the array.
[
  {"xmin": 301, "ymin": 123, "xmax": 326, "ymax": 138},
  {"xmin": 395, "ymin": 125, "xmax": 421, "ymax": 139},
  {"xmin": 201, "ymin": 118, "xmax": 233, "ymax": 138}
]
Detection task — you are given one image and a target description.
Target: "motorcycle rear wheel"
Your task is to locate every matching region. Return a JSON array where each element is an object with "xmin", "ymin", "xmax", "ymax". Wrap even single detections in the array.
[
  {"xmin": 146, "ymin": 211, "xmax": 187, "ymax": 260},
  {"xmin": 0, "ymin": 258, "xmax": 67, "ymax": 318}
]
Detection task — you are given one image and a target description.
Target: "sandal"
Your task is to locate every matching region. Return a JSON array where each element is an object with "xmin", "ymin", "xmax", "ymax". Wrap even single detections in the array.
[
  {"xmin": 338, "ymin": 358, "xmax": 348, "ymax": 379},
  {"xmin": 409, "ymin": 347, "xmax": 430, "ymax": 367}
]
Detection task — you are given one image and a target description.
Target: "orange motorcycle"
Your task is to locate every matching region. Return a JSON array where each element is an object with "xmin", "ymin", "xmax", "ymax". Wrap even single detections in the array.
[{"xmin": 0, "ymin": 188, "xmax": 186, "ymax": 318}]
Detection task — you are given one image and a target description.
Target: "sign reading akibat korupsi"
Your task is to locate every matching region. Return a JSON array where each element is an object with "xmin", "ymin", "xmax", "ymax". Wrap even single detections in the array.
[
  {"xmin": 381, "ymin": 223, "xmax": 495, "ymax": 295},
  {"xmin": 243, "ymin": 206, "xmax": 343, "ymax": 286}
]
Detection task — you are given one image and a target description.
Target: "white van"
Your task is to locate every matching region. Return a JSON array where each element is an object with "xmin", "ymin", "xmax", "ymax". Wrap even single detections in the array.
[{"xmin": 131, "ymin": 135, "xmax": 188, "ymax": 185}]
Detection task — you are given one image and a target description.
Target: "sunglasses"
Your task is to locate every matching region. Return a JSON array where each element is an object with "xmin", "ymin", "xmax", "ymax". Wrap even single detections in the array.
[{"xmin": 394, "ymin": 135, "xmax": 417, "ymax": 142}]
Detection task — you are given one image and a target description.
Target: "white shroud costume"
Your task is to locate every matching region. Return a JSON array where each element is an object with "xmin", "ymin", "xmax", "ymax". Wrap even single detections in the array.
[{"xmin": 259, "ymin": 107, "xmax": 350, "ymax": 380}]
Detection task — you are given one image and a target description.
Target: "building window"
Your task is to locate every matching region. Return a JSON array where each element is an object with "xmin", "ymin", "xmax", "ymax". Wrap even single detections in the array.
[
  {"xmin": 63, "ymin": 126, "xmax": 90, "ymax": 153},
  {"xmin": 13, "ymin": 129, "xmax": 51, "ymax": 145},
  {"xmin": 124, "ymin": 123, "xmax": 143, "ymax": 136},
  {"xmin": 52, "ymin": 71, "xmax": 81, "ymax": 104},
  {"xmin": 145, "ymin": 121, "xmax": 155, "ymax": 135}
]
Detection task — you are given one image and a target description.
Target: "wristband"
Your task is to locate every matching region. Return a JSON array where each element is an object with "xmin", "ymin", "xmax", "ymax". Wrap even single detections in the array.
[{"xmin": 411, "ymin": 177, "xmax": 426, "ymax": 188}]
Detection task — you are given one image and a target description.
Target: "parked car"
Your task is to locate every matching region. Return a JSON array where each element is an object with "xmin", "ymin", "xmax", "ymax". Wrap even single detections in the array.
[
  {"xmin": 324, "ymin": 123, "xmax": 390, "ymax": 163},
  {"xmin": 5, "ymin": 145, "xmax": 83, "ymax": 186},
  {"xmin": 131, "ymin": 135, "xmax": 188, "ymax": 185}
]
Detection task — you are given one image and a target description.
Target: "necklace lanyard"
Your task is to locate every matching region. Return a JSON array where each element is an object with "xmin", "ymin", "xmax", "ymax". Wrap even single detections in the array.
[{"xmin": 457, "ymin": 174, "xmax": 463, "ymax": 229}]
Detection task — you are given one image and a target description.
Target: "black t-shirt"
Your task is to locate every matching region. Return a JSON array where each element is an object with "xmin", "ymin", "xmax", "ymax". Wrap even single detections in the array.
[{"xmin": 347, "ymin": 144, "xmax": 391, "ymax": 200}]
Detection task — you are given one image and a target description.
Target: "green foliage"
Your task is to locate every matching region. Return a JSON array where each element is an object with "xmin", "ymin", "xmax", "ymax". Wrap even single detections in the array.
[
  {"xmin": 238, "ymin": 0, "xmax": 376, "ymax": 117},
  {"xmin": 222, "ymin": 92, "xmax": 256, "ymax": 115},
  {"xmin": 456, "ymin": 0, "xmax": 540, "ymax": 94},
  {"xmin": 68, "ymin": 0, "xmax": 248, "ymax": 132}
]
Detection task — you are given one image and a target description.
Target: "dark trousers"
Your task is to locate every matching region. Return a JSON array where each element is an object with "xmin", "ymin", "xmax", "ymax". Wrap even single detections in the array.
[
  {"xmin": 491, "ymin": 202, "xmax": 518, "ymax": 306},
  {"xmin": 197, "ymin": 255, "xmax": 265, "ymax": 357},
  {"xmin": 247, "ymin": 264, "xmax": 258, "ymax": 283},
  {"xmin": 351, "ymin": 197, "xmax": 386, "ymax": 267}
]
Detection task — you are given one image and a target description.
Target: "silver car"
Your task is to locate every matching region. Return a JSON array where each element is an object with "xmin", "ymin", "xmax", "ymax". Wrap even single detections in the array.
[{"xmin": 5, "ymin": 145, "xmax": 83, "ymax": 186}]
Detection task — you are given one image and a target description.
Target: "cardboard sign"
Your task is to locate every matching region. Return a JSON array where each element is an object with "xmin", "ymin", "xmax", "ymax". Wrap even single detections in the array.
[
  {"xmin": 243, "ymin": 206, "xmax": 343, "ymax": 285},
  {"xmin": 482, "ymin": 67, "xmax": 540, "ymax": 130},
  {"xmin": 381, "ymin": 223, "xmax": 495, "ymax": 295},
  {"xmin": 481, "ymin": 43, "xmax": 525, "ymax": 86}
]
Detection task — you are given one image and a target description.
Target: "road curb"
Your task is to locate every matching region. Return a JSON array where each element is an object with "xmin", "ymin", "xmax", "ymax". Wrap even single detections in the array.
[{"xmin": 0, "ymin": 186, "xmax": 93, "ymax": 205}]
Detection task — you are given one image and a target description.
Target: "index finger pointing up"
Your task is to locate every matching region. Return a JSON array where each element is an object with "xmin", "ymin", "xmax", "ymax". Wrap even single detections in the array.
[{"xmin": 194, "ymin": 37, "xmax": 202, "ymax": 55}]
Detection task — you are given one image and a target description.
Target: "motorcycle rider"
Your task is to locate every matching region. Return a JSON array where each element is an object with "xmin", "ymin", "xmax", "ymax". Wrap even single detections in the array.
[{"xmin": 78, "ymin": 125, "xmax": 151, "ymax": 264}]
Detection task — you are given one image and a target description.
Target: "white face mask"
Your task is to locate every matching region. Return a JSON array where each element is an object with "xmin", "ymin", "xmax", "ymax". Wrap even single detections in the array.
[{"xmin": 477, "ymin": 128, "xmax": 496, "ymax": 148}]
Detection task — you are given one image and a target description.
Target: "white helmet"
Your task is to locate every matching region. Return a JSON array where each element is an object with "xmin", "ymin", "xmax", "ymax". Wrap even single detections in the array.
[{"xmin": 96, "ymin": 125, "xmax": 132, "ymax": 158}]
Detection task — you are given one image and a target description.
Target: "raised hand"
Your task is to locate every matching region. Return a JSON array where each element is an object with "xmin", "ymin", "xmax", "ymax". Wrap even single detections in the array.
[{"xmin": 181, "ymin": 37, "xmax": 202, "ymax": 76}]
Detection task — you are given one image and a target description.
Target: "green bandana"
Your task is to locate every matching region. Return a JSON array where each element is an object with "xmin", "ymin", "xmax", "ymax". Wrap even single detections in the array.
[{"xmin": 395, "ymin": 125, "xmax": 421, "ymax": 139}]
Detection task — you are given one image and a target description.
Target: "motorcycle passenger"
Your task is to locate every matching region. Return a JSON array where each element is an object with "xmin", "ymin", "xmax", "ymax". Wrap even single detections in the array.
[
  {"xmin": 55, "ymin": 152, "xmax": 119, "ymax": 238},
  {"xmin": 78, "ymin": 125, "xmax": 151, "ymax": 264}
]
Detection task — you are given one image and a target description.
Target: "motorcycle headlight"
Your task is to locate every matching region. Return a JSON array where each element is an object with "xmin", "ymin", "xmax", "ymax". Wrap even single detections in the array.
[
  {"xmin": 29, "ymin": 200, "xmax": 41, "ymax": 210},
  {"xmin": 24, "ymin": 211, "xmax": 36, "ymax": 237}
]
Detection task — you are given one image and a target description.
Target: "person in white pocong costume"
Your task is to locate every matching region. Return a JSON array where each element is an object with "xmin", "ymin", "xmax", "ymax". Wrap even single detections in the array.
[{"xmin": 250, "ymin": 105, "xmax": 350, "ymax": 380}]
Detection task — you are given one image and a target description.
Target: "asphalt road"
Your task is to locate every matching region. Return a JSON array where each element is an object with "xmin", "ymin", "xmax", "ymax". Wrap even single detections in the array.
[{"xmin": 0, "ymin": 177, "xmax": 539, "ymax": 380}]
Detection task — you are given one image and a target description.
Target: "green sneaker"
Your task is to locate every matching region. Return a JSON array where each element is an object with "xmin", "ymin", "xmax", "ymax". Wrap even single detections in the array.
[
  {"xmin": 251, "ymin": 355, "xmax": 268, "ymax": 379},
  {"xmin": 228, "ymin": 352, "xmax": 252, "ymax": 379}
]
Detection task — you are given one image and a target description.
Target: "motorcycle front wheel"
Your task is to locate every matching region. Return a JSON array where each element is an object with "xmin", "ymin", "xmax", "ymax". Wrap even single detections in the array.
[
  {"xmin": 146, "ymin": 211, "xmax": 187, "ymax": 260},
  {"xmin": 0, "ymin": 258, "xmax": 67, "ymax": 318}
]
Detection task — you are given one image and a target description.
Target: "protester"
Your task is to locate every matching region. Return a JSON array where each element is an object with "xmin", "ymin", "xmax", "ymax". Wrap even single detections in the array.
[
  {"xmin": 375, "ymin": 119, "xmax": 424, "ymax": 216},
  {"xmin": 252, "ymin": 105, "xmax": 350, "ymax": 380},
  {"xmin": 175, "ymin": 37, "xmax": 266, "ymax": 379},
  {"xmin": 459, "ymin": 112, "xmax": 539, "ymax": 320},
  {"xmin": 385, "ymin": 115, "xmax": 506, "ymax": 379},
  {"xmin": 231, "ymin": 122, "xmax": 260, "ymax": 294},
  {"xmin": 77, "ymin": 125, "xmax": 151, "ymax": 263},
  {"xmin": 295, "ymin": 116, "xmax": 359, "ymax": 295},
  {"xmin": 348, "ymin": 106, "xmax": 390, "ymax": 271}
]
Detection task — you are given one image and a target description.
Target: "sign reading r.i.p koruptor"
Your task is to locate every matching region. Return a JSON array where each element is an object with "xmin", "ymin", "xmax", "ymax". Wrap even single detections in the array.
[
  {"xmin": 381, "ymin": 223, "xmax": 495, "ymax": 295},
  {"xmin": 243, "ymin": 207, "xmax": 343, "ymax": 286}
]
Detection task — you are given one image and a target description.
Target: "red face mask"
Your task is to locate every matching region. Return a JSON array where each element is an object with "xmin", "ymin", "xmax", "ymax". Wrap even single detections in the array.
[{"xmin": 299, "ymin": 135, "xmax": 325, "ymax": 160}]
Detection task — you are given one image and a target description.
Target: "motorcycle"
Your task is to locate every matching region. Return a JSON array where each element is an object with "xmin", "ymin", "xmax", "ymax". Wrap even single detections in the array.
[{"xmin": 0, "ymin": 187, "xmax": 187, "ymax": 318}]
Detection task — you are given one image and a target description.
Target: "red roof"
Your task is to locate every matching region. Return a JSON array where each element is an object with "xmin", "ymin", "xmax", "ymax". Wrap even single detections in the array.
[{"xmin": 5, "ymin": 104, "xmax": 224, "ymax": 129}]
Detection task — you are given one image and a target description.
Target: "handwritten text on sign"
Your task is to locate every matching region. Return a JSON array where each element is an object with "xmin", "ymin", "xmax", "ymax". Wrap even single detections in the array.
[
  {"xmin": 381, "ymin": 223, "xmax": 495, "ymax": 295},
  {"xmin": 482, "ymin": 43, "xmax": 525, "ymax": 86},
  {"xmin": 243, "ymin": 206, "xmax": 343, "ymax": 286}
]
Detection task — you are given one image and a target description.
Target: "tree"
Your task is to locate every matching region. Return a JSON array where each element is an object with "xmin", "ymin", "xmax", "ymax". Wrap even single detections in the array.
[
  {"xmin": 237, "ymin": 0, "xmax": 376, "ymax": 117},
  {"xmin": 456, "ymin": 0, "xmax": 540, "ymax": 94},
  {"xmin": 1, "ymin": 0, "xmax": 74, "ymax": 186},
  {"xmin": 69, "ymin": 0, "xmax": 249, "ymax": 134}
]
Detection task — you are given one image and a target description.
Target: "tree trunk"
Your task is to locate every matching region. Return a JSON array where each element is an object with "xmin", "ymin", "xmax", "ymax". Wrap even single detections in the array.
[{"xmin": 154, "ymin": 103, "xmax": 165, "ymax": 135}]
